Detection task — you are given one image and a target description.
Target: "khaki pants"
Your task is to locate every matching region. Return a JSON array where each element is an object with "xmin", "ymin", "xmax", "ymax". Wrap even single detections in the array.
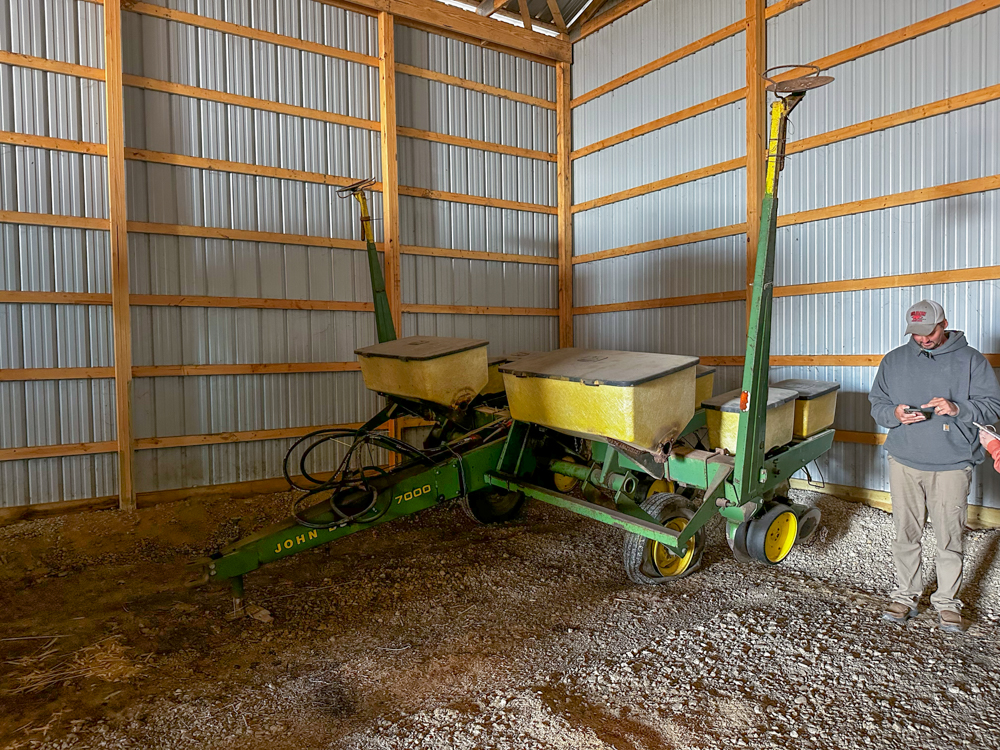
[{"xmin": 888, "ymin": 456, "xmax": 972, "ymax": 612}]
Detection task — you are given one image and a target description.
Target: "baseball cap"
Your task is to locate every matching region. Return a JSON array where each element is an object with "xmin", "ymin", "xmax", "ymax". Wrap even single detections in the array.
[{"xmin": 904, "ymin": 299, "xmax": 945, "ymax": 336}]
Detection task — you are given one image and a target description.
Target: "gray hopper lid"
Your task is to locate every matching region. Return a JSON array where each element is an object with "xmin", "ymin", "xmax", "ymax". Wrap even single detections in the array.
[
  {"xmin": 499, "ymin": 348, "xmax": 698, "ymax": 387},
  {"xmin": 355, "ymin": 336, "xmax": 488, "ymax": 361},
  {"xmin": 771, "ymin": 379, "xmax": 841, "ymax": 400}
]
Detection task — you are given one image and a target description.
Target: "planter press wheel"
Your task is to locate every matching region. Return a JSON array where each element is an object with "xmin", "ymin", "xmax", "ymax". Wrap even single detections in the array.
[
  {"xmin": 623, "ymin": 493, "xmax": 706, "ymax": 585},
  {"xmin": 461, "ymin": 489, "xmax": 525, "ymax": 524},
  {"xmin": 747, "ymin": 503, "xmax": 799, "ymax": 565}
]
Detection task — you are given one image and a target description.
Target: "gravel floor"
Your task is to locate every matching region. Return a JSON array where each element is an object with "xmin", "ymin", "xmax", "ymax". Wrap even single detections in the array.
[{"xmin": 2, "ymin": 488, "xmax": 1000, "ymax": 750}]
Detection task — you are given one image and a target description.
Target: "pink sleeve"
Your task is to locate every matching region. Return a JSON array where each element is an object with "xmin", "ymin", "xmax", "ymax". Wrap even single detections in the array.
[{"xmin": 990, "ymin": 441, "xmax": 1000, "ymax": 473}]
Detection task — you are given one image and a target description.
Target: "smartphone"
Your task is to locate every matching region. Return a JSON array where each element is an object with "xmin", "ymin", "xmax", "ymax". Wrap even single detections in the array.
[
  {"xmin": 974, "ymin": 421, "xmax": 1000, "ymax": 438},
  {"xmin": 903, "ymin": 407, "xmax": 930, "ymax": 415}
]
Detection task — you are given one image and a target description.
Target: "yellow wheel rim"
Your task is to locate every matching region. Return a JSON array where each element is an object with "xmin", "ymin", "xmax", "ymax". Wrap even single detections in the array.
[
  {"xmin": 763, "ymin": 510, "xmax": 798, "ymax": 563},
  {"xmin": 646, "ymin": 479, "xmax": 675, "ymax": 498},
  {"xmin": 553, "ymin": 456, "xmax": 579, "ymax": 492},
  {"xmin": 650, "ymin": 517, "xmax": 695, "ymax": 577}
]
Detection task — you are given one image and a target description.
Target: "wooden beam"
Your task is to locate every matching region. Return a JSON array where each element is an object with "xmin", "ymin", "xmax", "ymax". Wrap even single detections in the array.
[
  {"xmin": 395, "ymin": 63, "xmax": 556, "ymax": 111},
  {"xmin": 127, "ymin": 220, "xmax": 371, "ymax": 250},
  {"xmin": 397, "ymin": 186, "xmax": 558, "ymax": 215},
  {"xmin": 125, "ymin": 1, "xmax": 378, "ymax": 68},
  {"xmin": 400, "ymin": 245, "xmax": 558, "ymax": 264},
  {"xmin": 0, "ymin": 442, "xmax": 118, "ymax": 462},
  {"xmin": 572, "ymin": 0, "xmax": 611, "ymax": 31},
  {"xmin": 574, "ymin": 290, "xmax": 745, "ymax": 316},
  {"xmin": 122, "ymin": 75, "xmax": 381, "ymax": 132},
  {"xmin": 571, "ymin": 158, "xmax": 743, "ymax": 214},
  {"xmin": 777, "ymin": 174, "xmax": 1000, "ymax": 229},
  {"xmin": 130, "ymin": 294, "xmax": 374, "ymax": 312},
  {"xmin": 0, "ymin": 50, "xmax": 105, "ymax": 81},
  {"xmin": 571, "ymin": 20, "xmax": 744, "ymax": 109},
  {"xmin": 746, "ymin": 0, "xmax": 766, "ymax": 325},
  {"xmin": 133, "ymin": 423, "xmax": 367, "ymax": 450},
  {"xmin": 313, "ymin": 0, "xmax": 572, "ymax": 64},
  {"xmin": 545, "ymin": 0, "xmax": 567, "ymax": 33},
  {"xmin": 397, "ymin": 126, "xmax": 556, "ymax": 162},
  {"xmin": 0, "ymin": 290, "xmax": 112, "ymax": 305},
  {"xmin": 786, "ymin": 82, "xmax": 1000, "ymax": 157},
  {"xmin": 575, "ymin": 0, "xmax": 650, "ymax": 39},
  {"xmin": 379, "ymin": 12, "xmax": 403, "ymax": 336},
  {"xmin": 516, "ymin": 0, "xmax": 534, "ymax": 30},
  {"xmin": 556, "ymin": 61, "xmax": 573, "ymax": 347},
  {"xmin": 104, "ymin": 0, "xmax": 135, "ymax": 512},
  {"xmin": 402, "ymin": 303, "xmax": 558, "ymax": 316},
  {"xmin": 572, "ymin": 265, "xmax": 1000, "ymax": 316},
  {"xmin": 773, "ymin": 265, "xmax": 1000, "ymax": 301},
  {"xmin": 125, "ymin": 148, "xmax": 374, "ymax": 189},
  {"xmin": 571, "ymin": 89, "xmax": 745, "ymax": 160},
  {"xmin": 0, "ymin": 367, "xmax": 114, "ymax": 382},
  {"xmin": 571, "ymin": 83, "xmax": 1000, "ymax": 214},
  {"xmin": 131, "ymin": 362, "xmax": 361, "ymax": 378},
  {"xmin": 773, "ymin": 0, "xmax": 1000, "ymax": 88},
  {"xmin": 0, "ymin": 363, "xmax": 362, "ymax": 381},
  {"xmin": 0, "ymin": 211, "xmax": 106, "ymax": 231},
  {"xmin": 475, "ymin": 0, "xmax": 507, "ymax": 17},
  {"xmin": 0, "ymin": 130, "xmax": 107, "ymax": 156},
  {"xmin": 572, "ymin": 223, "xmax": 747, "ymax": 265}
]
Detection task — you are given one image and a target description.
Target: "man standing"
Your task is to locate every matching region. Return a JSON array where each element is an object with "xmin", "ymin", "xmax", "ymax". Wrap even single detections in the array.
[{"xmin": 869, "ymin": 299, "xmax": 1000, "ymax": 633}]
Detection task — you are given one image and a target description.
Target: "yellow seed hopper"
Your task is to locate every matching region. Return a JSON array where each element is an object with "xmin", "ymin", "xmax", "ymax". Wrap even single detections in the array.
[
  {"xmin": 500, "ymin": 348, "xmax": 699, "ymax": 453},
  {"xmin": 355, "ymin": 336, "xmax": 489, "ymax": 409}
]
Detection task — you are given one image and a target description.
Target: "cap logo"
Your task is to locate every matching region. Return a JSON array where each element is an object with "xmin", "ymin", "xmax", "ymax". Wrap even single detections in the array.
[{"xmin": 910, "ymin": 311, "xmax": 927, "ymax": 322}]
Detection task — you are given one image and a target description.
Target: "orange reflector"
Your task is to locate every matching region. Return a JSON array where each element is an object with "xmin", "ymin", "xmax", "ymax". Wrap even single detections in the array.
[{"xmin": 740, "ymin": 391, "xmax": 750, "ymax": 411}]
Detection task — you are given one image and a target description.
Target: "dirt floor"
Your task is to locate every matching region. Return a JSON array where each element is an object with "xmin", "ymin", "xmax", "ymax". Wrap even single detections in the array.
[{"xmin": 3, "ymin": 488, "xmax": 1000, "ymax": 750}]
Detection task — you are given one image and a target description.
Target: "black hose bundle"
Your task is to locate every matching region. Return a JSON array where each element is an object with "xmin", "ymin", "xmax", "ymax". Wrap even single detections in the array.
[{"xmin": 283, "ymin": 428, "xmax": 429, "ymax": 529}]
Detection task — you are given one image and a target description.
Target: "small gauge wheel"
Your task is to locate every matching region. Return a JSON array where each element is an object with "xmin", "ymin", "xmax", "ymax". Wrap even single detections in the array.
[
  {"xmin": 461, "ymin": 489, "xmax": 525, "ymax": 524},
  {"xmin": 623, "ymin": 493, "xmax": 705, "ymax": 585},
  {"xmin": 747, "ymin": 503, "xmax": 799, "ymax": 565}
]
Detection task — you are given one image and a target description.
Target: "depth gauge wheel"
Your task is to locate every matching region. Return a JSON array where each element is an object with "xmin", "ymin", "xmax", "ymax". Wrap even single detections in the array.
[
  {"xmin": 623, "ymin": 493, "xmax": 705, "ymax": 585},
  {"xmin": 746, "ymin": 503, "xmax": 798, "ymax": 565},
  {"xmin": 461, "ymin": 489, "xmax": 525, "ymax": 524}
]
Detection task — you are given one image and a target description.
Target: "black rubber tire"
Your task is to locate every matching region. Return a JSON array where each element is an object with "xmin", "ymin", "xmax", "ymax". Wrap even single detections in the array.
[
  {"xmin": 623, "ymin": 493, "xmax": 706, "ymax": 585},
  {"xmin": 461, "ymin": 490, "xmax": 525, "ymax": 524},
  {"xmin": 746, "ymin": 502, "xmax": 799, "ymax": 565}
]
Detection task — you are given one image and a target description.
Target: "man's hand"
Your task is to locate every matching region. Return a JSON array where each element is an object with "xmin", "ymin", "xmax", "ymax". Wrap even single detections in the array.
[
  {"xmin": 981, "ymin": 428, "xmax": 999, "ymax": 451},
  {"xmin": 895, "ymin": 405, "xmax": 927, "ymax": 424},
  {"xmin": 922, "ymin": 397, "xmax": 959, "ymax": 417}
]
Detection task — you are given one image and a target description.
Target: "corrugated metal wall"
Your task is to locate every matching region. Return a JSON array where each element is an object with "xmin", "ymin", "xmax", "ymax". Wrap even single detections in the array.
[
  {"xmin": 395, "ymin": 26, "xmax": 559, "ymax": 357},
  {"xmin": 1, "ymin": 1, "xmax": 559, "ymax": 507},
  {"xmin": 572, "ymin": 0, "xmax": 1000, "ymax": 506},
  {"xmin": 0, "ymin": 0, "xmax": 116, "ymax": 506},
  {"xmin": 570, "ymin": 0, "xmax": 747, "ymax": 395},
  {"xmin": 121, "ymin": 0, "xmax": 382, "ymax": 493}
]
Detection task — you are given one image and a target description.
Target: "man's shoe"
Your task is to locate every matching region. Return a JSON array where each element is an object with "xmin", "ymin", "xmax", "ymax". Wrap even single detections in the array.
[
  {"xmin": 883, "ymin": 602, "xmax": 918, "ymax": 625},
  {"xmin": 938, "ymin": 610, "xmax": 968, "ymax": 633}
]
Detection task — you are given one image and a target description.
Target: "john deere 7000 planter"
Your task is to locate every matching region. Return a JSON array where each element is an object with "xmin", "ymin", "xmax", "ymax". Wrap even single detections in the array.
[{"xmin": 197, "ymin": 69, "xmax": 837, "ymax": 618}]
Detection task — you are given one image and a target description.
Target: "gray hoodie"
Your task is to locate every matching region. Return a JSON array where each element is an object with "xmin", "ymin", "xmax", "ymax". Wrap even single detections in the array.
[{"xmin": 869, "ymin": 331, "xmax": 1000, "ymax": 472}]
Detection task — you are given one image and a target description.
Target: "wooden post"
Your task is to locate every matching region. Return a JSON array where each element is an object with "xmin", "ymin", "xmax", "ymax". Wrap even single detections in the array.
[
  {"xmin": 745, "ymin": 0, "xmax": 767, "ymax": 323},
  {"xmin": 378, "ymin": 11, "xmax": 401, "ymax": 336},
  {"xmin": 378, "ymin": 12, "xmax": 403, "ymax": 458},
  {"xmin": 556, "ymin": 61, "xmax": 573, "ymax": 348},
  {"xmin": 104, "ymin": 0, "xmax": 136, "ymax": 511}
]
